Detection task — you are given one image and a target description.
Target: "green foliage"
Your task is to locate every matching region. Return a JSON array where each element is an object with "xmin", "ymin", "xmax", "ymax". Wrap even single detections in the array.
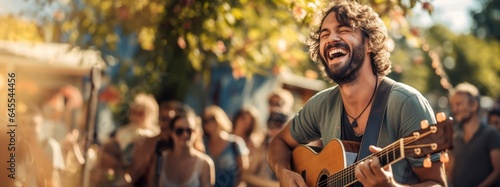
[
  {"xmin": 0, "ymin": 16, "xmax": 44, "ymax": 41},
  {"xmin": 23, "ymin": 0, "xmax": 437, "ymax": 103},
  {"xmin": 425, "ymin": 25, "xmax": 500, "ymax": 98},
  {"xmin": 471, "ymin": 0, "xmax": 500, "ymax": 40},
  {"xmin": 389, "ymin": 41, "xmax": 432, "ymax": 93}
]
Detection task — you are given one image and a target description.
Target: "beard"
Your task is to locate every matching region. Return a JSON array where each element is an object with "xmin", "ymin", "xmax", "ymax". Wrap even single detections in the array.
[
  {"xmin": 454, "ymin": 111, "xmax": 473, "ymax": 126},
  {"xmin": 320, "ymin": 40, "xmax": 366, "ymax": 85}
]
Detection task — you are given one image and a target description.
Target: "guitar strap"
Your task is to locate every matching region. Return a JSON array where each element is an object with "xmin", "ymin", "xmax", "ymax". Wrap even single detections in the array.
[{"xmin": 357, "ymin": 77, "xmax": 396, "ymax": 160}]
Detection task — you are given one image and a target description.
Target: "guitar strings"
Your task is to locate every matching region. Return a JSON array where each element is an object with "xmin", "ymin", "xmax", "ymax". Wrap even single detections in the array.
[
  {"xmin": 315, "ymin": 142, "xmax": 402, "ymax": 187},
  {"xmin": 316, "ymin": 127, "xmax": 437, "ymax": 186}
]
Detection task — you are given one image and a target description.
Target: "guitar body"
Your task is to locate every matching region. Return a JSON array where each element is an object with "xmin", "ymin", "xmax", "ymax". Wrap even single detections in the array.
[
  {"xmin": 292, "ymin": 139, "xmax": 349, "ymax": 187},
  {"xmin": 291, "ymin": 116, "xmax": 454, "ymax": 187}
]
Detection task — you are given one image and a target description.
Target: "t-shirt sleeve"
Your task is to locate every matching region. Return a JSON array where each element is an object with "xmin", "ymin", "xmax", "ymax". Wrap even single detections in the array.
[
  {"xmin": 397, "ymin": 94, "xmax": 436, "ymax": 137},
  {"xmin": 488, "ymin": 128, "xmax": 500, "ymax": 150},
  {"xmin": 396, "ymin": 92, "xmax": 441, "ymax": 167},
  {"xmin": 289, "ymin": 92, "xmax": 325, "ymax": 144}
]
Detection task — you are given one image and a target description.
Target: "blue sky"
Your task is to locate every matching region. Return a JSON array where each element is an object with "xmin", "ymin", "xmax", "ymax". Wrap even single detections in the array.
[
  {"xmin": 410, "ymin": 0, "xmax": 481, "ymax": 34},
  {"xmin": 0, "ymin": 0, "xmax": 30, "ymax": 15},
  {"xmin": 0, "ymin": 0, "xmax": 482, "ymax": 34}
]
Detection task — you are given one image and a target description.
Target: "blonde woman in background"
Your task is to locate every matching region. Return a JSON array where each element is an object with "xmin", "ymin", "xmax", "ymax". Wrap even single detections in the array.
[
  {"xmin": 115, "ymin": 93, "xmax": 160, "ymax": 157},
  {"xmin": 202, "ymin": 105, "xmax": 249, "ymax": 187}
]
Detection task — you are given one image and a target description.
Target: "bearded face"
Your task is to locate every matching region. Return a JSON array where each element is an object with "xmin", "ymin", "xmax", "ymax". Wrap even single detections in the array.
[
  {"xmin": 320, "ymin": 38, "xmax": 366, "ymax": 85},
  {"xmin": 318, "ymin": 12, "xmax": 369, "ymax": 85},
  {"xmin": 450, "ymin": 93, "xmax": 478, "ymax": 124}
]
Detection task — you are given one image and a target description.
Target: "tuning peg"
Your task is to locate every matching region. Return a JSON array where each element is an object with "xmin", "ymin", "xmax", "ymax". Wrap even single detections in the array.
[
  {"xmin": 423, "ymin": 155, "xmax": 432, "ymax": 168},
  {"xmin": 414, "ymin": 148, "xmax": 421, "ymax": 155},
  {"xmin": 420, "ymin": 120, "xmax": 429, "ymax": 129},
  {"xmin": 440, "ymin": 150, "xmax": 449, "ymax": 163},
  {"xmin": 431, "ymin": 143, "xmax": 438, "ymax": 150},
  {"xmin": 436, "ymin": 112, "xmax": 446, "ymax": 122}
]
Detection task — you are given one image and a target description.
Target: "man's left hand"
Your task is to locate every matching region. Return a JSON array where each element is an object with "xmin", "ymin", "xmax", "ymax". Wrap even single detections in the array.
[{"xmin": 355, "ymin": 145, "xmax": 398, "ymax": 187}]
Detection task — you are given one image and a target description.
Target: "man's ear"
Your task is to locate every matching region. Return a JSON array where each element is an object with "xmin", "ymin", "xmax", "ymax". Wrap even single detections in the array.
[{"xmin": 364, "ymin": 37, "xmax": 371, "ymax": 53}]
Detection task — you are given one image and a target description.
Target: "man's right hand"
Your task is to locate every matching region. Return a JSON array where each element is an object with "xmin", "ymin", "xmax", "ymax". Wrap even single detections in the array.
[{"xmin": 276, "ymin": 167, "xmax": 308, "ymax": 187}]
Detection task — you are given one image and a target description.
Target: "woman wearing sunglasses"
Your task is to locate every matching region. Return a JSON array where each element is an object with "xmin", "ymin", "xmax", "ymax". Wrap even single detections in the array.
[{"xmin": 158, "ymin": 113, "xmax": 215, "ymax": 187}]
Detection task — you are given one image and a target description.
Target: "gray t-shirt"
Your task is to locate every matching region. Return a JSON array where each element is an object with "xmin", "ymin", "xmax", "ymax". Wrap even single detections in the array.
[
  {"xmin": 290, "ymin": 77, "xmax": 439, "ymax": 184},
  {"xmin": 451, "ymin": 123, "xmax": 500, "ymax": 187}
]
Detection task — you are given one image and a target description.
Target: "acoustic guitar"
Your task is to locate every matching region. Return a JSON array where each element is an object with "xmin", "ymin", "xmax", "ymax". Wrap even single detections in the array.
[{"xmin": 291, "ymin": 113, "xmax": 454, "ymax": 187}]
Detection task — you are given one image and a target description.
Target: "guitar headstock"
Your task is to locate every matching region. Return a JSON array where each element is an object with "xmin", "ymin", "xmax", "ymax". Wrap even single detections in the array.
[{"xmin": 402, "ymin": 112, "xmax": 454, "ymax": 167}]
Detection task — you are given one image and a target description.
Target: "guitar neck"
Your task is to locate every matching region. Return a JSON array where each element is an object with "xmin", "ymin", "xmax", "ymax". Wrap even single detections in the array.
[{"xmin": 325, "ymin": 139, "xmax": 405, "ymax": 186}]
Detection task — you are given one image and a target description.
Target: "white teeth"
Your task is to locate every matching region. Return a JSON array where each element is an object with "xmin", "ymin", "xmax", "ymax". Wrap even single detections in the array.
[{"xmin": 328, "ymin": 48, "xmax": 347, "ymax": 59}]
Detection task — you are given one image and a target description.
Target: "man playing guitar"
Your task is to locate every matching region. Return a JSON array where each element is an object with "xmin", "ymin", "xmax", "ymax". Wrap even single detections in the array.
[{"xmin": 267, "ymin": 0, "xmax": 447, "ymax": 186}]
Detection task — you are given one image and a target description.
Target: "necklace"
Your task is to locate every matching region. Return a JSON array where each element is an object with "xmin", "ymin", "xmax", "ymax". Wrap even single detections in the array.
[{"xmin": 345, "ymin": 76, "xmax": 378, "ymax": 127}]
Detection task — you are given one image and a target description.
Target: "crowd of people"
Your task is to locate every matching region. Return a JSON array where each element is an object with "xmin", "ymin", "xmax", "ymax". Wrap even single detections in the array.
[
  {"xmin": 87, "ymin": 89, "xmax": 294, "ymax": 187},
  {"xmin": 13, "ymin": 0, "xmax": 500, "ymax": 187},
  {"xmin": 14, "ymin": 85, "xmax": 294, "ymax": 187}
]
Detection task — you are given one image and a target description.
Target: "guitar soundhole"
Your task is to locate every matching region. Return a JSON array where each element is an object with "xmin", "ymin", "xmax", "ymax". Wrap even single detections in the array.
[{"xmin": 316, "ymin": 170, "xmax": 330, "ymax": 187}]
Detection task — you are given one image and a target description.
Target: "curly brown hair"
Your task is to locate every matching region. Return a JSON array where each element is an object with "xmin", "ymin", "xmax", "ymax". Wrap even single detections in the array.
[{"xmin": 307, "ymin": 0, "xmax": 391, "ymax": 82}]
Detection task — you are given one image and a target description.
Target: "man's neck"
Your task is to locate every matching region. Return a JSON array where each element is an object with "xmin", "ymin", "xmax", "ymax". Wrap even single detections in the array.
[
  {"xmin": 339, "ymin": 73, "xmax": 379, "ymax": 111},
  {"xmin": 338, "ymin": 55, "xmax": 377, "ymax": 107},
  {"xmin": 462, "ymin": 114, "xmax": 481, "ymax": 131}
]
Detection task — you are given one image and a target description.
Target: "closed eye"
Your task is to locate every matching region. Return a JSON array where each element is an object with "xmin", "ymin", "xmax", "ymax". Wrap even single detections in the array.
[
  {"xmin": 338, "ymin": 26, "xmax": 352, "ymax": 33},
  {"xmin": 319, "ymin": 28, "xmax": 330, "ymax": 39}
]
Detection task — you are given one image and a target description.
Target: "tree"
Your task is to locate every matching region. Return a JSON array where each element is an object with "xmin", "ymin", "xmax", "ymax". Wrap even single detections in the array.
[
  {"xmin": 471, "ymin": 0, "xmax": 500, "ymax": 40},
  {"xmin": 0, "ymin": 15, "xmax": 44, "ymax": 42},
  {"xmin": 424, "ymin": 25, "xmax": 500, "ymax": 98},
  {"xmin": 22, "ymin": 0, "xmax": 435, "ymax": 105}
]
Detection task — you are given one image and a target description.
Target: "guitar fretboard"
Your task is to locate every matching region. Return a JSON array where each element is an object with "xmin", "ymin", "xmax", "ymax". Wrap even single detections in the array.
[{"xmin": 319, "ymin": 140, "xmax": 404, "ymax": 187}]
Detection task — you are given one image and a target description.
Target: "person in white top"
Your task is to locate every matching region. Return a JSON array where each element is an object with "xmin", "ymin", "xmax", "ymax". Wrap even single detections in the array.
[
  {"xmin": 91, "ymin": 93, "xmax": 160, "ymax": 187},
  {"xmin": 115, "ymin": 93, "xmax": 160, "ymax": 155},
  {"xmin": 159, "ymin": 113, "xmax": 215, "ymax": 187}
]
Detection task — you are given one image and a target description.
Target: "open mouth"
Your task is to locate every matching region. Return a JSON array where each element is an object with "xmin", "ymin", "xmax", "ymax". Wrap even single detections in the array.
[{"xmin": 327, "ymin": 48, "xmax": 348, "ymax": 60}]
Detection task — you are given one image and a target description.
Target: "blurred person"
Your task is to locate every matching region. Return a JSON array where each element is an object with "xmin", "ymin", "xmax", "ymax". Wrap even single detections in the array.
[
  {"xmin": 488, "ymin": 107, "xmax": 500, "ymax": 132},
  {"xmin": 202, "ymin": 105, "xmax": 249, "ymax": 187},
  {"xmin": 448, "ymin": 82, "xmax": 500, "ymax": 187},
  {"xmin": 91, "ymin": 137, "xmax": 133, "ymax": 187},
  {"xmin": 96, "ymin": 85, "xmax": 121, "ymax": 144},
  {"xmin": 91, "ymin": 93, "xmax": 159, "ymax": 187},
  {"xmin": 267, "ymin": 88, "xmax": 294, "ymax": 114},
  {"xmin": 57, "ymin": 85, "xmax": 86, "ymax": 187},
  {"xmin": 60, "ymin": 128, "xmax": 86, "ymax": 187},
  {"xmin": 115, "ymin": 93, "xmax": 159, "ymax": 164},
  {"xmin": 231, "ymin": 106, "xmax": 266, "ymax": 185},
  {"xmin": 128, "ymin": 100, "xmax": 204, "ymax": 187},
  {"xmin": 232, "ymin": 105, "xmax": 265, "ymax": 160},
  {"xmin": 244, "ymin": 110, "xmax": 289, "ymax": 187},
  {"xmin": 41, "ymin": 92, "xmax": 69, "ymax": 144},
  {"xmin": 40, "ymin": 85, "xmax": 84, "ymax": 144},
  {"xmin": 16, "ymin": 105, "xmax": 65, "ymax": 187},
  {"xmin": 267, "ymin": 0, "xmax": 447, "ymax": 186},
  {"xmin": 158, "ymin": 114, "xmax": 215, "ymax": 186}
]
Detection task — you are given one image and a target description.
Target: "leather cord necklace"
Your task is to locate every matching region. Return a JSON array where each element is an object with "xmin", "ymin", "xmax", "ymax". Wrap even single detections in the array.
[{"xmin": 345, "ymin": 76, "xmax": 378, "ymax": 127}]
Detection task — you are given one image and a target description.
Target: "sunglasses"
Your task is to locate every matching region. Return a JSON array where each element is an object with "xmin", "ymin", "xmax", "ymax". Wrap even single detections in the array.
[{"xmin": 174, "ymin": 127, "xmax": 194, "ymax": 136}]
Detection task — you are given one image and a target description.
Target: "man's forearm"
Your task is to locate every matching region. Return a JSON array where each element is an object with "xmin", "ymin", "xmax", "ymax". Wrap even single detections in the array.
[
  {"xmin": 267, "ymin": 136, "xmax": 293, "ymax": 177},
  {"xmin": 478, "ymin": 171, "xmax": 500, "ymax": 187}
]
